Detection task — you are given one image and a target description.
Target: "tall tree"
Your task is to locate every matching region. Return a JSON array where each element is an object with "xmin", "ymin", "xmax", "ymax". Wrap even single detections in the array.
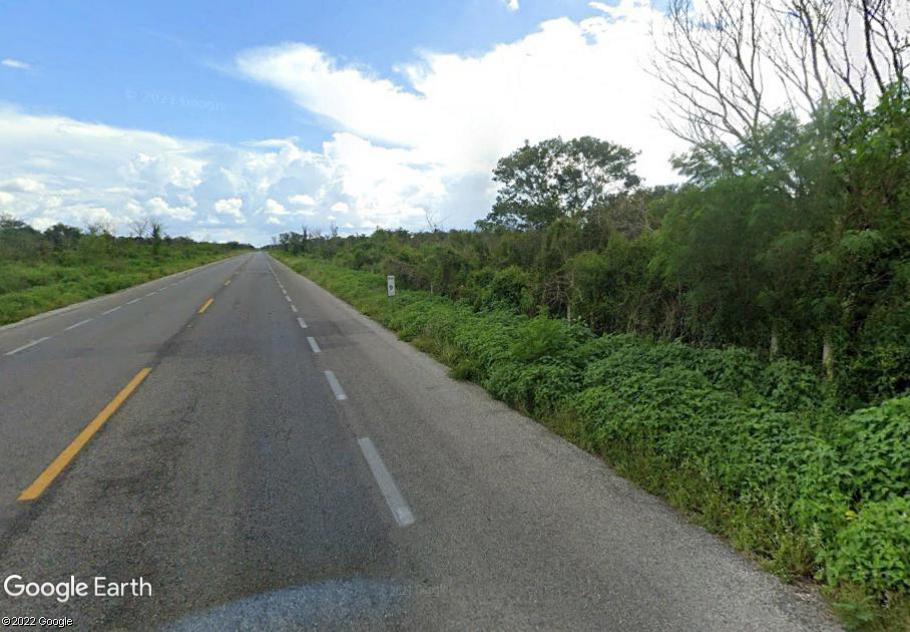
[{"xmin": 478, "ymin": 137, "xmax": 640, "ymax": 231}]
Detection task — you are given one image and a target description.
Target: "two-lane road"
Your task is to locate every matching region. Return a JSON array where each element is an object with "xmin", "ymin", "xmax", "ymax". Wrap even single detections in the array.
[{"xmin": 0, "ymin": 252, "xmax": 839, "ymax": 630}]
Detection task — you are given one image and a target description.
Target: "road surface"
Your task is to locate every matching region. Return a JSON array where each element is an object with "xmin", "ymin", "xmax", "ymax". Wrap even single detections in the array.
[{"xmin": 0, "ymin": 252, "xmax": 839, "ymax": 630}]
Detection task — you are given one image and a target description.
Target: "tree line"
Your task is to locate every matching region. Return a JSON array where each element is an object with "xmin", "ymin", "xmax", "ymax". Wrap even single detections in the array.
[
  {"xmin": 0, "ymin": 214, "xmax": 251, "ymax": 262},
  {"xmin": 274, "ymin": 0, "xmax": 909, "ymax": 408}
]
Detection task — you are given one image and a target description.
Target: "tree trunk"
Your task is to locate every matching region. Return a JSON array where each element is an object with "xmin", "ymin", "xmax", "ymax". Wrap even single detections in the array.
[
  {"xmin": 822, "ymin": 338, "xmax": 834, "ymax": 381},
  {"xmin": 769, "ymin": 326, "xmax": 779, "ymax": 359}
]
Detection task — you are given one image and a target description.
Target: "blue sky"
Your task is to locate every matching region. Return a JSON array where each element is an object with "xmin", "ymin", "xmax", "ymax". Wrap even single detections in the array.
[
  {"xmin": 1, "ymin": 1, "xmax": 597, "ymax": 142},
  {"xmin": 0, "ymin": 0, "xmax": 685, "ymax": 245}
]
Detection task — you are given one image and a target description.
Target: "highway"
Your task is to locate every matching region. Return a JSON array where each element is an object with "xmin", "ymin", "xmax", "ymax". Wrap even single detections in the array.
[{"xmin": 0, "ymin": 252, "xmax": 839, "ymax": 630}]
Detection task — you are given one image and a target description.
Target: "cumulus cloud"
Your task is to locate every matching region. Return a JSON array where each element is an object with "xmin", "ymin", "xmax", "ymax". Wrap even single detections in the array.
[
  {"xmin": 1, "ymin": 58, "xmax": 30, "ymax": 70},
  {"xmin": 288, "ymin": 194, "xmax": 315, "ymax": 206},
  {"xmin": 147, "ymin": 196, "xmax": 195, "ymax": 221},
  {"xmin": 213, "ymin": 197, "xmax": 246, "ymax": 223},
  {"xmin": 3, "ymin": 2, "xmax": 694, "ymax": 244},
  {"xmin": 263, "ymin": 198, "xmax": 289, "ymax": 225},
  {"xmin": 0, "ymin": 107, "xmax": 320, "ymax": 243},
  {"xmin": 504, "ymin": 0, "xmax": 520, "ymax": 11},
  {"xmin": 236, "ymin": 2, "xmax": 684, "ymax": 183}
]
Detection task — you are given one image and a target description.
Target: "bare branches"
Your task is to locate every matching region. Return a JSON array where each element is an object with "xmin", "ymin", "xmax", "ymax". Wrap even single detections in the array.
[
  {"xmin": 654, "ymin": 0, "xmax": 910, "ymax": 150},
  {"xmin": 654, "ymin": 0, "xmax": 770, "ymax": 147},
  {"xmin": 128, "ymin": 217, "xmax": 151, "ymax": 239}
]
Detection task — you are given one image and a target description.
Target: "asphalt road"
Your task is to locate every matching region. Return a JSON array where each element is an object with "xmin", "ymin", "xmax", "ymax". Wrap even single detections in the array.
[{"xmin": 0, "ymin": 251, "xmax": 840, "ymax": 631}]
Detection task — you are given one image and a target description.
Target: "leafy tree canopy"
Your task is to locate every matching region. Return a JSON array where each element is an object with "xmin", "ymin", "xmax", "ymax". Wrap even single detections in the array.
[{"xmin": 478, "ymin": 136, "xmax": 640, "ymax": 231}]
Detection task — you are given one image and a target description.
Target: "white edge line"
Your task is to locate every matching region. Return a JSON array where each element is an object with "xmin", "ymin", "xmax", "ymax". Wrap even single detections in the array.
[
  {"xmin": 307, "ymin": 336, "xmax": 321, "ymax": 353},
  {"xmin": 357, "ymin": 438, "xmax": 415, "ymax": 527},
  {"xmin": 290, "ymin": 304, "xmax": 298, "ymax": 313},
  {"xmin": 146, "ymin": 291, "xmax": 157, "ymax": 297},
  {"xmin": 5, "ymin": 336, "xmax": 51, "ymax": 356},
  {"xmin": 126, "ymin": 298, "xmax": 141, "ymax": 305},
  {"xmin": 297, "ymin": 317, "xmax": 307, "ymax": 329},
  {"xmin": 64, "ymin": 318, "xmax": 93, "ymax": 331},
  {"xmin": 324, "ymin": 370, "xmax": 347, "ymax": 401},
  {"xmin": 101, "ymin": 305, "xmax": 122, "ymax": 315},
  {"xmin": 285, "ymin": 295, "xmax": 292, "ymax": 302}
]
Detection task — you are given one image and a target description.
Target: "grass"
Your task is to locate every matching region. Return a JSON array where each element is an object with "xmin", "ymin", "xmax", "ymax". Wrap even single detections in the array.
[{"xmin": 0, "ymin": 244, "xmax": 246, "ymax": 326}]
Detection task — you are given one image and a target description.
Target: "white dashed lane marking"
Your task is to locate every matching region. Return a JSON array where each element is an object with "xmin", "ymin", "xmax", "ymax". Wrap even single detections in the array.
[
  {"xmin": 358, "ymin": 438, "xmax": 415, "ymax": 528},
  {"xmin": 324, "ymin": 370, "xmax": 347, "ymax": 401},
  {"xmin": 5, "ymin": 336, "xmax": 51, "ymax": 356}
]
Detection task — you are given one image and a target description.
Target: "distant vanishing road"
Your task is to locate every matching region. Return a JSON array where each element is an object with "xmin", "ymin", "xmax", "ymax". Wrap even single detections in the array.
[{"xmin": 0, "ymin": 252, "xmax": 840, "ymax": 630}]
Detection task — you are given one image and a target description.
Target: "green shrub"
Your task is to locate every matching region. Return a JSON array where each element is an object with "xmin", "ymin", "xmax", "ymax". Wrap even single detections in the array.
[
  {"xmin": 837, "ymin": 396, "xmax": 910, "ymax": 503},
  {"xmin": 277, "ymin": 255, "xmax": 910, "ymax": 625},
  {"xmin": 828, "ymin": 497, "xmax": 910, "ymax": 593}
]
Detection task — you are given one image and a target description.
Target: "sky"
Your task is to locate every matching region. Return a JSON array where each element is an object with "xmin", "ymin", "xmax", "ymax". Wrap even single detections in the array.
[{"xmin": 0, "ymin": 0, "xmax": 687, "ymax": 245}]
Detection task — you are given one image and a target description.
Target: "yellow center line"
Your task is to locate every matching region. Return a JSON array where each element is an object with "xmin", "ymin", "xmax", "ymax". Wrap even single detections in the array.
[
  {"xmin": 198, "ymin": 298, "xmax": 214, "ymax": 314},
  {"xmin": 18, "ymin": 368, "xmax": 152, "ymax": 502}
]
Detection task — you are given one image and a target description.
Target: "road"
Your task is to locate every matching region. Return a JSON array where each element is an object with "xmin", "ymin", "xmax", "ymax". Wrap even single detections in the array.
[{"xmin": 0, "ymin": 252, "xmax": 839, "ymax": 631}]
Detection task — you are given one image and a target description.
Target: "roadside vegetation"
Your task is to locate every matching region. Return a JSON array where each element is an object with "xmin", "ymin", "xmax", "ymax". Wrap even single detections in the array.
[
  {"xmin": 272, "ymin": 2, "xmax": 909, "ymax": 627},
  {"xmin": 0, "ymin": 215, "xmax": 250, "ymax": 325},
  {"xmin": 275, "ymin": 254, "xmax": 908, "ymax": 631}
]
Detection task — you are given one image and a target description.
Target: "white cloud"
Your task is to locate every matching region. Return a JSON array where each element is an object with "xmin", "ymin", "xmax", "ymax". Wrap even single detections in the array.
[
  {"xmin": 0, "ymin": 107, "xmax": 330, "ymax": 244},
  {"xmin": 213, "ymin": 197, "xmax": 245, "ymax": 223},
  {"xmin": 0, "ymin": 176, "xmax": 44, "ymax": 193},
  {"xmin": 504, "ymin": 0, "xmax": 520, "ymax": 11},
  {"xmin": 262, "ymin": 198, "xmax": 292, "ymax": 225},
  {"xmin": 237, "ymin": 3, "xmax": 686, "ymax": 184},
  {"xmin": 147, "ymin": 196, "xmax": 195, "ymax": 221},
  {"xmin": 264, "ymin": 198, "xmax": 287, "ymax": 215},
  {"xmin": 1, "ymin": 58, "xmax": 30, "ymax": 70},
  {"xmin": 232, "ymin": 2, "xmax": 691, "ymax": 234},
  {"xmin": 2, "ymin": 3, "xmax": 696, "ymax": 244},
  {"xmin": 288, "ymin": 193, "xmax": 315, "ymax": 206}
]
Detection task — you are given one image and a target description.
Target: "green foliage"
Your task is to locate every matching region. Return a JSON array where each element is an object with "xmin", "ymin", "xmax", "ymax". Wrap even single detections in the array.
[
  {"xmin": 509, "ymin": 316, "xmax": 580, "ymax": 362},
  {"xmin": 276, "ymin": 254, "xmax": 910, "ymax": 628},
  {"xmin": 828, "ymin": 497, "xmax": 910, "ymax": 594},
  {"xmin": 838, "ymin": 398, "xmax": 910, "ymax": 504},
  {"xmin": 0, "ymin": 217, "xmax": 250, "ymax": 325},
  {"xmin": 272, "ymin": 102, "xmax": 910, "ymax": 407},
  {"xmin": 479, "ymin": 136, "xmax": 640, "ymax": 230},
  {"xmin": 270, "ymin": 95, "xmax": 910, "ymax": 627},
  {"xmin": 475, "ymin": 265, "xmax": 533, "ymax": 313}
]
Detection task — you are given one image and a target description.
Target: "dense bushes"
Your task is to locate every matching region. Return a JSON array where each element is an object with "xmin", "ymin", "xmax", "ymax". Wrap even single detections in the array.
[
  {"xmin": 278, "ymin": 254, "xmax": 910, "ymax": 627},
  {"xmin": 272, "ymin": 91, "xmax": 910, "ymax": 409}
]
